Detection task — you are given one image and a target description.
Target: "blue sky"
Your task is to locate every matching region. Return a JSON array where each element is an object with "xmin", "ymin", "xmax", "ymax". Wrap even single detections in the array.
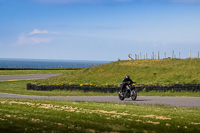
[{"xmin": 0, "ymin": 0, "xmax": 200, "ymax": 61}]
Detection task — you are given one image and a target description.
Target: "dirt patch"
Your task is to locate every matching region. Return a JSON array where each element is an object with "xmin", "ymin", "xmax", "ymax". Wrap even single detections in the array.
[
  {"xmin": 156, "ymin": 116, "xmax": 171, "ymax": 120},
  {"xmin": 142, "ymin": 115, "xmax": 155, "ymax": 118},
  {"xmin": 0, "ymin": 118, "xmax": 6, "ymax": 121},
  {"xmin": 31, "ymin": 118, "xmax": 43, "ymax": 122},
  {"xmin": 141, "ymin": 114, "xmax": 171, "ymax": 120},
  {"xmin": 86, "ymin": 129, "xmax": 96, "ymax": 133},
  {"xmin": 191, "ymin": 122, "xmax": 200, "ymax": 125},
  {"xmin": 145, "ymin": 121, "xmax": 160, "ymax": 125}
]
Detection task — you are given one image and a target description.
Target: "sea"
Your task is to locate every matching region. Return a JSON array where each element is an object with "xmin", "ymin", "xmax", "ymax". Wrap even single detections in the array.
[{"xmin": 0, "ymin": 58, "xmax": 110, "ymax": 69}]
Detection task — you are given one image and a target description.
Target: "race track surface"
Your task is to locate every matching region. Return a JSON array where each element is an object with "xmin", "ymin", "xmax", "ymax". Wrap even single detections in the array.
[
  {"xmin": 0, "ymin": 93, "xmax": 200, "ymax": 108},
  {"xmin": 0, "ymin": 74, "xmax": 60, "ymax": 81}
]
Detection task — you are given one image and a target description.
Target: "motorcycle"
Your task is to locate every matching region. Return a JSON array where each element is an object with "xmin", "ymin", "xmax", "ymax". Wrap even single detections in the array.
[{"xmin": 118, "ymin": 82, "xmax": 137, "ymax": 101}]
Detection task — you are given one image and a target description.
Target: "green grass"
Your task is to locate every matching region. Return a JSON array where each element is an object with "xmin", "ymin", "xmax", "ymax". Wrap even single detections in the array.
[
  {"xmin": 1, "ymin": 59, "xmax": 200, "ymax": 97},
  {"xmin": 34, "ymin": 59, "xmax": 200, "ymax": 86},
  {"xmin": 1, "ymin": 60, "xmax": 199, "ymax": 133},
  {"xmin": 0, "ymin": 80, "xmax": 115, "ymax": 96},
  {"xmin": 0, "ymin": 98, "xmax": 200, "ymax": 133},
  {"xmin": 0, "ymin": 69, "xmax": 74, "ymax": 75},
  {"xmin": 1, "ymin": 80, "xmax": 200, "ymax": 97}
]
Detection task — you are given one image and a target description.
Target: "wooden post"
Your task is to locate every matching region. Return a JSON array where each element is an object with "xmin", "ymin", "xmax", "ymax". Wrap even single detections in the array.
[
  {"xmin": 179, "ymin": 52, "xmax": 181, "ymax": 59},
  {"xmin": 146, "ymin": 53, "xmax": 148, "ymax": 59},
  {"xmin": 152, "ymin": 52, "xmax": 154, "ymax": 60},
  {"xmin": 158, "ymin": 51, "xmax": 160, "ymax": 60},
  {"xmin": 198, "ymin": 52, "xmax": 199, "ymax": 58},
  {"xmin": 189, "ymin": 50, "xmax": 191, "ymax": 58}
]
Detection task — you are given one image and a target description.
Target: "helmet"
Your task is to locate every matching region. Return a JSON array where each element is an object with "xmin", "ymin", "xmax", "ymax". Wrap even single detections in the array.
[{"xmin": 125, "ymin": 75, "xmax": 130, "ymax": 79}]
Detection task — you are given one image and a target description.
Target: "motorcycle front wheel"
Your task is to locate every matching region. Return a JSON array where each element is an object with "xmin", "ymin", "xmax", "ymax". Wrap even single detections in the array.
[
  {"xmin": 118, "ymin": 90, "xmax": 124, "ymax": 101},
  {"xmin": 131, "ymin": 90, "xmax": 137, "ymax": 101}
]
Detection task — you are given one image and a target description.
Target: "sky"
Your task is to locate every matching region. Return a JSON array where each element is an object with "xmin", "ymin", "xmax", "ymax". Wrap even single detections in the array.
[{"xmin": 0, "ymin": 0, "xmax": 200, "ymax": 61}]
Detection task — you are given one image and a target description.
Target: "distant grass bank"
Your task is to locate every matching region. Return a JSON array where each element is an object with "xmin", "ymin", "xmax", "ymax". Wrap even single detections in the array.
[
  {"xmin": 34, "ymin": 59, "xmax": 200, "ymax": 86},
  {"xmin": 0, "ymin": 98, "xmax": 200, "ymax": 133}
]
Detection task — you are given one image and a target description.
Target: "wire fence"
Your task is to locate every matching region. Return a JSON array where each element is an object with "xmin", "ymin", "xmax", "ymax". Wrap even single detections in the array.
[{"xmin": 128, "ymin": 50, "xmax": 200, "ymax": 60}]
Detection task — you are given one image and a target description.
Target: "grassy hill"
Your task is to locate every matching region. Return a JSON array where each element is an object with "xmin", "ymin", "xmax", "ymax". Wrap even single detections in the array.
[{"xmin": 35, "ymin": 59, "xmax": 200, "ymax": 86}]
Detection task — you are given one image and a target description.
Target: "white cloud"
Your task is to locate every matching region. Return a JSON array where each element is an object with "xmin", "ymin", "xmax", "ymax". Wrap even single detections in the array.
[
  {"xmin": 30, "ymin": 37, "xmax": 51, "ymax": 44},
  {"xmin": 16, "ymin": 33, "xmax": 51, "ymax": 46},
  {"xmin": 30, "ymin": 29, "xmax": 60, "ymax": 35},
  {"xmin": 29, "ymin": 29, "xmax": 48, "ymax": 35},
  {"xmin": 15, "ymin": 28, "xmax": 59, "ymax": 46}
]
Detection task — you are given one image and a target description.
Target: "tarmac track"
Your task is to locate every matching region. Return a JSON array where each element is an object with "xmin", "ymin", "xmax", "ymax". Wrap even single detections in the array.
[
  {"xmin": 0, "ymin": 93, "xmax": 200, "ymax": 108},
  {"xmin": 0, "ymin": 74, "xmax": 200, "ymax": 108},
  {"xmin": 0, "ymin": 74, "xmax": 60, "ymax": 81}
]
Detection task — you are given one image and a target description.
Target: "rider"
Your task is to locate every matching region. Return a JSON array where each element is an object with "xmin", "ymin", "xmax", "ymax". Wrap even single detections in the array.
[{"xmin": 120, "ymin": 75, "xmax": 135, "ymax": 96}]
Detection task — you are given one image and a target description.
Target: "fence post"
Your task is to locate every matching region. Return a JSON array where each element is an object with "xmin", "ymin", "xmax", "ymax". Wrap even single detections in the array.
[
  {"xmin": 198, "ymin": 52, "xmax": 199, "ymax": 58},
  {"xmin": 189, "ymin": 50, "xmax": 191, "ymax": 58},
  {"xmin": 172, "ymin": 50, "xmax": 174, "ymax": 59},
  {"xmin": 146, "ymin": 53, "xmax": 148, "ymax": 59},
  {"xmin": 152, "ymin": 52, "xmax": 154, "ymax": 60},
  {"xmin": 158, "ymin": 51, "xmax": 160, "ymax": 60},
  {"xmin": 179, "ymin": 52, "xmax": 181, "ymax": 59}
]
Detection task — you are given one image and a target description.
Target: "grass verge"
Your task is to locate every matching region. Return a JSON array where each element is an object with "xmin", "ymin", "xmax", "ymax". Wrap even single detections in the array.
[
  {"xmin": 0, "ymin": 80, "xmax": 114, "ymax": 96},
  {"xmin": 1, "ymin": 80, "xmax": 200, "ymax": 97},
  {"xmin": 0, "ymin": 69, "xmax": 74, "ymax": 75},
  {"xmin": 0, "ymin": 98, "xmax": 200, "ymax": 133}
]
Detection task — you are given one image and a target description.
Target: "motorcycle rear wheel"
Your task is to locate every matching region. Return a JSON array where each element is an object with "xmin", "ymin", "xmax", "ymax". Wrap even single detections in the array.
[
  {"xmin": 118, "ymin": 90, "xmax": 124, "ymax": 101},
  {"xmin": 131, "ymin": 90, "xmax": 137, "ymax": 101}
]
